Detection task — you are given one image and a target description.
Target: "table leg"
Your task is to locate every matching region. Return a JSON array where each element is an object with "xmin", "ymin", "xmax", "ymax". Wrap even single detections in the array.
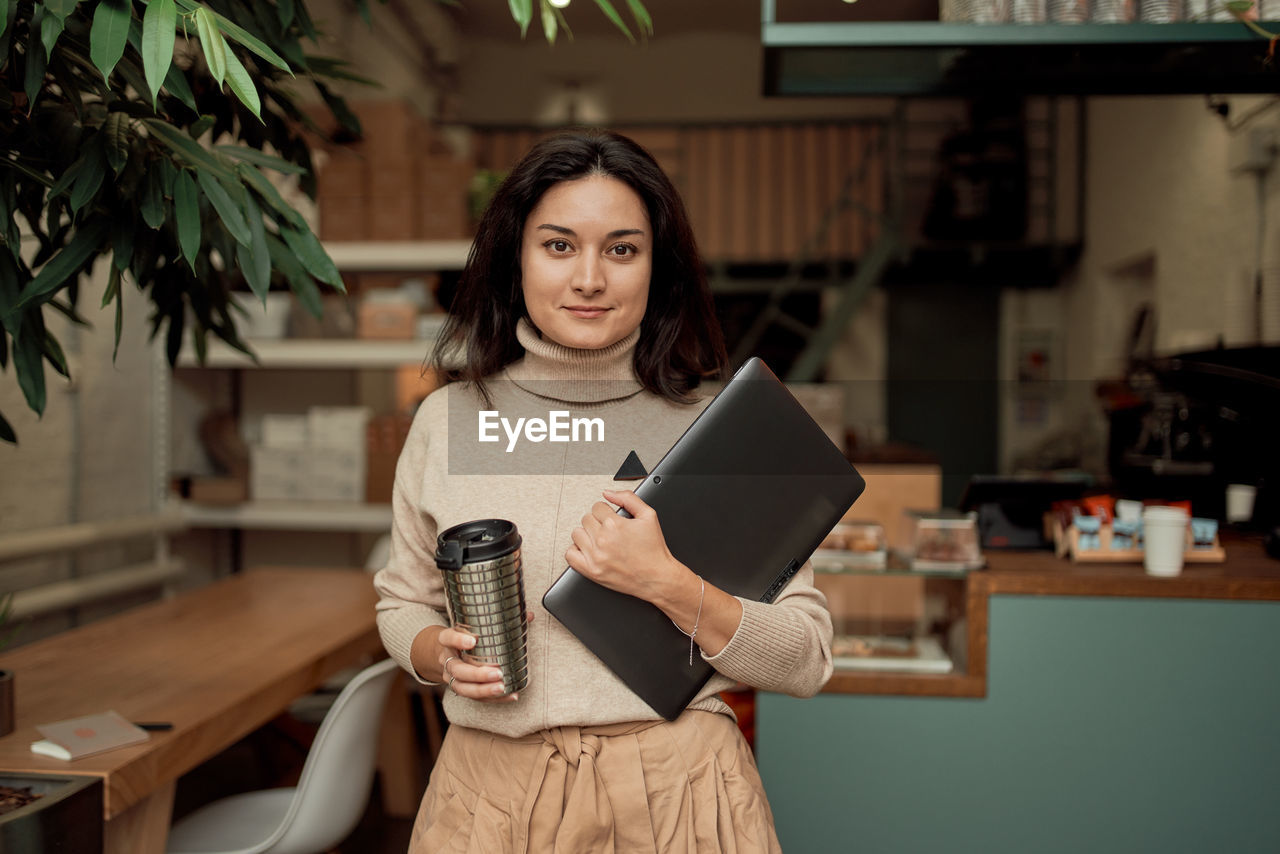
[
  {"xmin": 377, "ymin": 676, "xmax": 424, "ymax": 819},
  {"xmin": 105, "ymin": 781, "xmax": 175, "ymax": 854}
]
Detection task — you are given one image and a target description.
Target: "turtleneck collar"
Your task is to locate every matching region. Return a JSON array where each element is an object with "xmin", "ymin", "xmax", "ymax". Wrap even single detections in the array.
[{"xmin": 504, "ymin": 318, "xmax": 643, "ymax": 405}]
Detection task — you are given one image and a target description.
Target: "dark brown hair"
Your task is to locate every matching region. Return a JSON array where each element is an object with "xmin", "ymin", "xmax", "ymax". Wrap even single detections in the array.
[{"xmin": 432, "ymin": 129, "xmax": 727, "ymax": 401}]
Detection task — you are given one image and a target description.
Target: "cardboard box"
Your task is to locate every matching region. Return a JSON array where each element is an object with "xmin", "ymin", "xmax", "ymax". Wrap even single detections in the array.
[
  {"xmin": 366, "ymin": 414, "xmax": 413, "ymax": 503},
  {"xmin": 261, "ymin": 414, "xmax": 309, "ymax": 449},
  {"xmin": 188, "ymin": 476, "xmax": 248, "ymax": 505},
  {"xmin": 250, "ymin": 445, "xmax": 308, "ymax": 500},
  {"xmin": 305, "ymin": 447, "xmax": 365, "ymax": 502},
  {"xmin": 358, "ymin": 301, "xmax": 417, "ymax": 340},
  {"xmin": 308, "ymin": 406, "xmax": 371, "ymax": 450}
]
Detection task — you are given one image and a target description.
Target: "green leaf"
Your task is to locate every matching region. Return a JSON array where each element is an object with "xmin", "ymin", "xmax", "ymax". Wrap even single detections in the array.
[
  {"xmin": 509, "ymin": 0, "xmax": 533, "ymax": 36},
  {"xmin": 239, "ymin": 193, "xmax": 271, "ymax": 300},
  {"xmin": 189, "ymin": 114, "xmax": 215, "ymax": 139},
  {"xmin": 104, "ymin": 111, "xmax": 132, "ymax": 174},
  {"xmin": 236, "ymin": 163, "xmax": 305, "ymax": 228},
  {"xmin": 40, "ymin": 8, "xmax": 66, "ymax": 60},
  {"xmin": 142, "ymin": 0, "xmax": 177, "ymax": 107},
  {"xmin": 590, "ymin": 0, "xmax": 635, "ymax": 43},
  {"xmin": 196, "ymin": 169, "xmax": 251, "ymax": 246},
  {"xmin": 112, "ymin": 218, "xmax": 134, "ymax": 271},
  {"xmin": 222, "ymin": 42, "xmax": 262, "ymax": 119},
  {"xmin": 0, "ymin": 0, "xmax": 18, "ymax": 67},
  {"xmin": 101, "ymin": 262, "xmax": 120, "ymax": 309},
  {"xmin": 42, "ymin": 331, "xmax": 70, "ymax": 379},
  {"xmin": 552, "ymin": 5, "xmax": 573, "ymax": 40},
  {"xmin": 158, "ymin": 157, "xmax": 178, "ymax": 198},
  {"xmin": 90, "ymin": 0, "xmax": 131, "ymax": 84},
  {"xmin": 165, "ymin": 299, "xmax": 185, "ymax": 365},
  {"xmin": 277, "ymin": 0, "xmax": 295, "ymax": 30},
  {"xmin": 304, "ymin": 56, "xmax": 378, "ymax": 86},
  {"xmin": 1225, "ymin": 0, "xmax": 1254, "ymax": 11},
  {"xmin": 280, "ymin": 224, "xmax": 343, "ymax": 289},
  {"xmin": 215, "ymin": 145, "xmax": 306, "ymax": 175},
  {"xmin": 174, "ymin": 1, "xmax": 292, "ymax": 73},
  {"xmin": 24, "ymin": 7, "xmax": 49, "ymax": 106},
  {"xmin": 624, "ymin": 0, "xmax": 652, "ymax": 36},
  {"xmin": 162, "ymin": 55, "xmax": 198, "ymax": 111},
  {"xmin": 173, "ymin": 169, "xmax": 201, "ymax": 268},
  {"xmin": 69, "ymin": 144, "xmax": 106, "ymax": 213},
  {"xmin": 15, "ymin": 220, "xmax": 110, "ymax": 311},
  {"xmin": 292, "ymin": 0, "xmax": 317, "ymax": 41},
  {"xmin": 112, "ymin": 268, "xmax": 123, "ymax": 360},
  {"xmin": 315, "ymin": 82, "xmax": 361, "ymax": 137},
  {"xmin": 356, "ymin": 0, "xmax": 372, "ymax": 28},
  {"xmin": 143, "ymin": 119, "xmax": 235, "ymax": 180},
  {"xmin": 49, "ymin": 149, "xmax": 89, "ymax": 201},
  {"xmin": 194, "ymin": 7, "xmax": 225, "ymax": 89},
  {"xmin": 540, "ymin": 0, "xmax": 557, "ymax": 44},
  {"xmin": 44, "ymin": 0, "xmax": 81, "ymax": 19},
  {"xmin": 141, "ymin": 163, "xmax": 167, "ymax": 228},
  {"xmin": 266, "ymin": 233, "xmax": 322, "ymax": 318},
  {"xmin": 0, "ymin": 250, "xmax": 21, "ymax": 335},
  {"xmin": 0, "ymin": 410, "xmax": 14, "ymax": 444},
  {"xmin": 13, "ymin": 314, "xmax": 47, "ymax": 415}
]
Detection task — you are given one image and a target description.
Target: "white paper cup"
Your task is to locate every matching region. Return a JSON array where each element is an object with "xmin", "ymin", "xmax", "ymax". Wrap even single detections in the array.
[
  {"xmin": 1142, "ymin": 506, "xmax": 1189, "ymax": 577},
  {"xmin": 1226, "ymin": 484, "xmax": 1257, "ymax": 524}
]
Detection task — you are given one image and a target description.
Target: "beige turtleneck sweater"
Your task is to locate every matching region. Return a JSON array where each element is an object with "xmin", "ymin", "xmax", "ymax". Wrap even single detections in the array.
[{"xmin": 373, "ymin": 319, "xmax": 834, "ymax": 738}]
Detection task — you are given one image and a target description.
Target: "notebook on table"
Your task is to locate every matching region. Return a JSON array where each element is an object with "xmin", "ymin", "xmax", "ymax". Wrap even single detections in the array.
[{"xmin": 543, "ymin": 357, "xmax": 865, "ymax": 720}]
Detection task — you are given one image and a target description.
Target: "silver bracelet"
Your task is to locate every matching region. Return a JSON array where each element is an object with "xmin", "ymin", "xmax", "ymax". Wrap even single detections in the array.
[{"xmin": 670, "ymin": 576, "xmax": 705, "ymax": 667}]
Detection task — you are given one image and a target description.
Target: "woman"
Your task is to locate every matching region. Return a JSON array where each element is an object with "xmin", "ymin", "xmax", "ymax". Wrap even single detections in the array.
[{"xmin": 373, "ymin": 129, "xmax": 833, "ymax": 853}]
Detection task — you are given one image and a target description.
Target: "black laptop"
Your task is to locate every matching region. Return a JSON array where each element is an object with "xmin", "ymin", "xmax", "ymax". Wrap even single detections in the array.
[{"xmin": 542, "ymin": 357, "xmax": 865, "ymax": 720}]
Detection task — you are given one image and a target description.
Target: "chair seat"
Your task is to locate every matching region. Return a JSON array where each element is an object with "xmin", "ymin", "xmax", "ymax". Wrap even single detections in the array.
[{"xmin": 166, "ymin": 788, "xmax": 296, "ymax": 854}]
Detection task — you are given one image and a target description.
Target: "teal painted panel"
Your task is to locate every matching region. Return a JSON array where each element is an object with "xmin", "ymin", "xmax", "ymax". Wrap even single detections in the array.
[{"xmin": 756, "ymin": 596, "xmax": 1280, "ymax": 854}]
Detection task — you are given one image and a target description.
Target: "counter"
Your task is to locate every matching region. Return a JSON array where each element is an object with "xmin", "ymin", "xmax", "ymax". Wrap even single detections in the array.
[
  {"xmin": 759, "ymin": 538, "xmax": 1280, "ymax": 853},
  {"xmin": 824, "ymin": 536, "xmax": 1280, "ymax": 698}
]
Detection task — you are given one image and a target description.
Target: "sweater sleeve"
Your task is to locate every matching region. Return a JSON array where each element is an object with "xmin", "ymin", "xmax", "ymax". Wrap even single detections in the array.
[
  {"xmin": 702, "ymin": 561, "xmax": 834, "ymax": 697},
  {"xmin": 372, "ymin": 393, "xmax": 450, "ymax": 685}
]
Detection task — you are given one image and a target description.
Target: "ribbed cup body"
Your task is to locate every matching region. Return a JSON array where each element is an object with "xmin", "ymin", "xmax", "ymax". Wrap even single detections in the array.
[{"xmin": 442, "ymin": 550, "xmax": 530, "ymax": 694}]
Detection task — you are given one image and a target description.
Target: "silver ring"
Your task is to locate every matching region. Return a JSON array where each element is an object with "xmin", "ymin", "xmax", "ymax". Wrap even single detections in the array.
[
  {"xmin": 448, "ymin": 675, "xmax": 457, "ymax": 693},
  {"xmin": 443, "ymin": 656, "xmax": 457, "ymax": 679}
]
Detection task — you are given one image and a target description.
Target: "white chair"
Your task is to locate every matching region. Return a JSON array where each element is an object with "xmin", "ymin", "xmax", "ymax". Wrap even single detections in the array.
[{"xmin": 166, "ymin": 657, "xmax": 401, "ymax": 854}]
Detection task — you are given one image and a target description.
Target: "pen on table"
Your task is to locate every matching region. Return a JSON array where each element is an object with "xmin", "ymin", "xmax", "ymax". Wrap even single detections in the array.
[{"xmin": 133, "ymin": 722, "xmax": 173, "ymax": 731}]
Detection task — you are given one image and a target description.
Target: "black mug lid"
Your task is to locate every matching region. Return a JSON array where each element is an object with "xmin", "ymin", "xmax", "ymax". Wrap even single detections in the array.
[{"xmin": 436, "ymin": 519, "xmax": 521, "ymax": 570}]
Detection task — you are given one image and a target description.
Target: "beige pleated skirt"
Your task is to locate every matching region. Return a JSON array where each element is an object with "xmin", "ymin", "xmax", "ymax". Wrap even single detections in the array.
[{"xmin": 409, "ymin": 710, "xmax": 783, "ymax": 853}]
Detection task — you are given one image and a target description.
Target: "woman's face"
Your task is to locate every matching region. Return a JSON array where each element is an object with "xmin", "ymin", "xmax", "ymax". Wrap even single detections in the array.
[{"xmin": 520, "ymin": 175, "xmax": 651, "ymax": 351}]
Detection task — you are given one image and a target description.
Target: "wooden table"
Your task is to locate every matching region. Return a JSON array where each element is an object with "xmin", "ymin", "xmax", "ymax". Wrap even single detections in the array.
[{"xmin": 0, "ymin": 568, "xmax": 387, "ymax": 854}]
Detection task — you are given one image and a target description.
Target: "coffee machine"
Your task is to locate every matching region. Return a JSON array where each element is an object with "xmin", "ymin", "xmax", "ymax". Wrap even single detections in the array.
[{"xmin": 1105, "ymin": 345, "xmax": 1280, "ymax": 542}]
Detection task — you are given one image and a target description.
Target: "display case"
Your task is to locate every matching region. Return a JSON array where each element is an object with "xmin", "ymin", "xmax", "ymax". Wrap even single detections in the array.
[
  {"xmin": 815, "ymin": 559, "xmax": 970, "ymax": 680},
  {"xmin": 809, "ymin": 463, "xmax": 983, "ymax": 693}
]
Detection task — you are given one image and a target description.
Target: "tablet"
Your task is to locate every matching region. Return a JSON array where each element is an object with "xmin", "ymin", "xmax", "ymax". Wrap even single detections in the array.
[{"xmin": 542, "ymin": 357, "xmax": 865, "ymax": 720}]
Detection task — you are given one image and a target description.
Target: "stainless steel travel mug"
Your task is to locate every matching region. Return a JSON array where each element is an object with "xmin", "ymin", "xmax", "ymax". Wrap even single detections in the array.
[{"xmin": 436, "ymin": 519, "xmax": 530, "ymax": 695}]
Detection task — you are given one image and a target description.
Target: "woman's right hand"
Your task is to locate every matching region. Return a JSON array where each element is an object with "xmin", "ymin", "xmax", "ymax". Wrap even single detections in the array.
[{"xmin": 436, "ymin": 626, "xmax": 519, "ymax": 702}]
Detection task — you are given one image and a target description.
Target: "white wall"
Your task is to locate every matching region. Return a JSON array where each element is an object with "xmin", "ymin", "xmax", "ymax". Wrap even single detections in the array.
[
  {"xmin": 0, "ymin": 261, "xmax": 163, "ymax": 643},
  {"xmin": 457, "ymin": 31, "xmax": 893, "ymax": 126},
  {"xmin": 998, "ymin": 94, "xmax": 1280, "ymax": 476}
]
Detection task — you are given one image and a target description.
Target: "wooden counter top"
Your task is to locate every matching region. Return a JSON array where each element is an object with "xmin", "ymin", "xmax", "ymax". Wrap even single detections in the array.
[{"xmin": 823, "ymin": 534, "xmax": 1280, "ymax": 698}]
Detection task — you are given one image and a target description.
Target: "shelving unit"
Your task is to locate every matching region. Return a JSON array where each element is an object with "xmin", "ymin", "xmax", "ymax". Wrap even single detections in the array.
[
  {"xmin": 761, "ymin": 9, "xmax": 1280, "ymax": 95},
  {"xmin": 168, "ymin": 240, "xmax": 468, "ymax": 572},
  {"xmin": 322, "ymin": 239, "xmax": 472, "ymax": 271},
  {"xmin": 180, "ymin": 500, "xmax": 393, "ymax": 532},
  {"xmin": 176, "ymin": 337, "xmax": 435, "ymax": 370}
]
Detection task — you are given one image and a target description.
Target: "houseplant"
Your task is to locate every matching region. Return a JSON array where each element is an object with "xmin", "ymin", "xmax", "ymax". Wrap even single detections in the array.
[
  {"xmin": 0, "ymin": 593, "xmax": 20, "ymax": 739},
  {"xmin": 0, "ymin": 0, "xmax": 652, "ymax": 444}
]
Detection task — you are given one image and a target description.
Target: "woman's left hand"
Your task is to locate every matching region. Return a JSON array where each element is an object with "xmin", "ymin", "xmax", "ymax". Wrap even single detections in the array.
[{"xmin": 566, "ymin": 489, "xmax": 683, "ymax": 601}]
